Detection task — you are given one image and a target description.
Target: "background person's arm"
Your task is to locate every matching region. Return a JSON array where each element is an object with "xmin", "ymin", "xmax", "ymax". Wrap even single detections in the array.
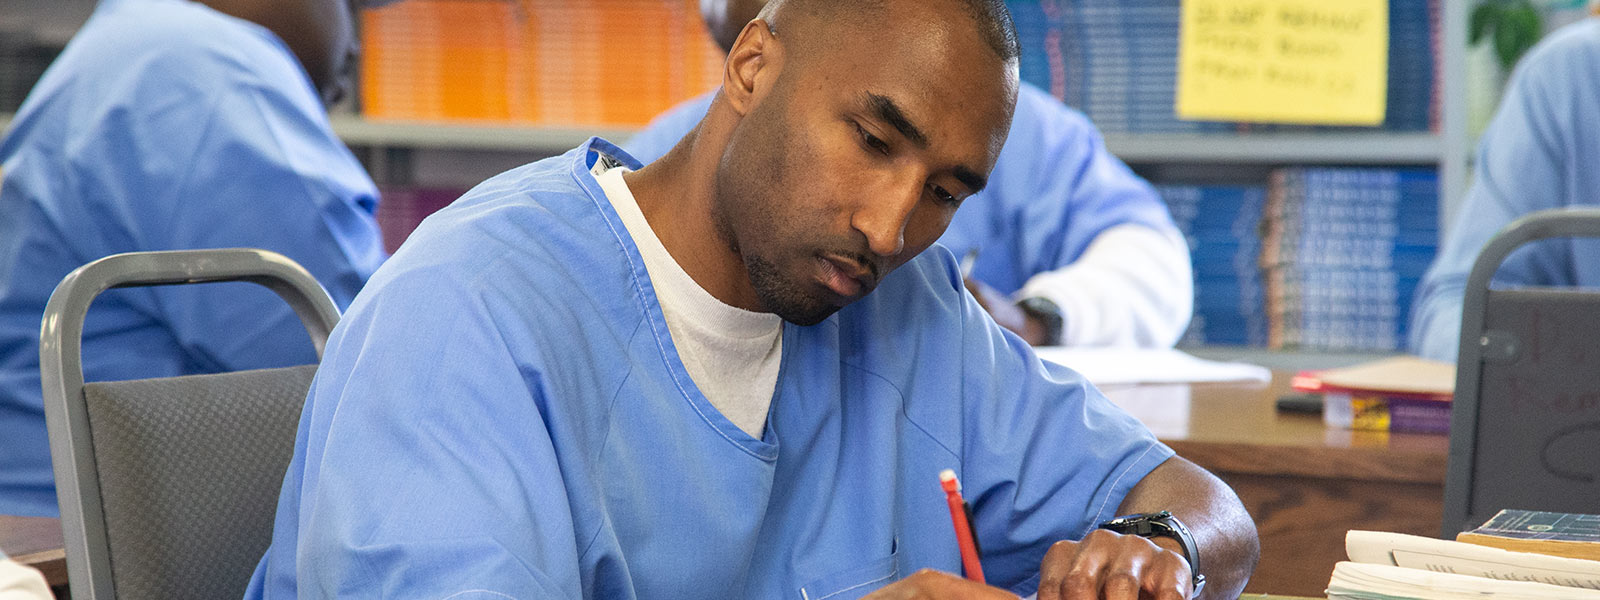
[
  {"xmin": 1014, "ymin": 224, "xmax": 1193, "ymax": 348},
  {"xmin": 966, "ymin": 84, "xmax": 1192, "ymax": 348},
  {"xmin": 1409, "ymin": 23, "xmax": 1597, "ymax": 362}
]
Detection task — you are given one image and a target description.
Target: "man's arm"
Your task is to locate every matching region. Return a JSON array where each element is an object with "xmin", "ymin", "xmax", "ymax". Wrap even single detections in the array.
[
  {"xmin": 1030, "ymin": 457, "xmax": 1255, "ymax": 600},
  {"xmin": 867, "ymin": 457, "xmax": 1256, "ymax": 600},
  {"xmin": 1015, "ymin": 225, "xmax": 1193, "ymax": 348},
  {"xmin": 968, "ymin": 84, "xmax": 1193, "ymax": 348},
  {"xmin": 1408, "ymin": 26, "xmax": 1585, "ymax": 362}
]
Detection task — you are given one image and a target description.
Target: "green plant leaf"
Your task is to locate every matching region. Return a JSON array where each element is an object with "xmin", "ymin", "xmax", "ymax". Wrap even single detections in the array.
[
  {"xmin": 1494, "ymin": 3, "xmax": 1543, "ymax": 70},
  {"xmin": 1470, "ymin": 3, "xmax": 1501, "ymax": 46}
]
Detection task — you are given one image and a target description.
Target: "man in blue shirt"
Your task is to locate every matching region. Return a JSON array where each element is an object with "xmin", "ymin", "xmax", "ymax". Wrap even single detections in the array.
[
  {"xmin": 627, "ymin": 0, "xmax": 1194, "ymax": 349},
  {"xmin": 249, "ymin": 1, "xmax": 1257, "ymax": 598},
  {"xmin": 1409, "ymin": 18, "xmax": 1600, "ymax": 362},
  {"xmin": 0, "ymin": 0, "xmax": 388, "ymax": 517}
]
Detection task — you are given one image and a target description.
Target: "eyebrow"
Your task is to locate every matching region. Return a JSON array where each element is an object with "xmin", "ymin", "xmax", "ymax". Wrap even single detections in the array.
[
  {"xmin": 953, "ymin": 166, "xmax": 988, "ymax": 194},
  {"xmin": 865, "ymin": 92, "xmax": 929, "ymax": 149},
  {"xmin": 863, "ymin": 92, "xmax": 989, "ymax": 193}
]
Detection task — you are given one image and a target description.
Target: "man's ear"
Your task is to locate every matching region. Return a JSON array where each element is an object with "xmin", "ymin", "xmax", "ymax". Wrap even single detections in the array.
[{"xmin": 722, "ymin": 18, "xmax": 780, "ymax": 117}]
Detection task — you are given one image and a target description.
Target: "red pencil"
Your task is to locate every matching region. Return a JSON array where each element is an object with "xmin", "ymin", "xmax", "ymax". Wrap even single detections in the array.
[{"xmin": 939, "ymin": 469, "xmax": 986, "ymax": 583}]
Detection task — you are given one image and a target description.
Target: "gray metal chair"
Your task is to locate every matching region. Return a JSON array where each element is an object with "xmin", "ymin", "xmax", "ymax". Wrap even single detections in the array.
[
  {"xmin": 40, "ymin": 249, "xmax": 340, "ymax": 600},
  {"xmin": 1442, "ymin": 208, "xmax": 1600, "ymax": 536}
]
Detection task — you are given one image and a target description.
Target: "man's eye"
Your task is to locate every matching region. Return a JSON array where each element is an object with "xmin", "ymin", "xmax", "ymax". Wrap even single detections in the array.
[
  {"xmin": 854, "ymin": 122, "xmax": 891, "ymax": 155},
  {"xmin": 930, "ymin": 185, "xmax": 961, "ymax": 206}
]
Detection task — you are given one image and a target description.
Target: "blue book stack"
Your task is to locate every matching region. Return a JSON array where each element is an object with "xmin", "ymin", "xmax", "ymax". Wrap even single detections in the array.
[
  {"xmin": 1005, "ymin": 0, "xmax": 1437, "ymax": 133},
  {"xmin": 1261, "ymin": 167, "xmax": 1439, "ymax": 351},
  {"xmin": 1160, "ymin": 184, "xmax": 1269, "ymax": 347}
]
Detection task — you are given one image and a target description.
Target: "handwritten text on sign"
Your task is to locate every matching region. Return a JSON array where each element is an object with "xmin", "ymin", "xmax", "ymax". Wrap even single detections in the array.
[{"xmin": 1177, "ymin": 0, "xmax": 1389, "ymax": 125}]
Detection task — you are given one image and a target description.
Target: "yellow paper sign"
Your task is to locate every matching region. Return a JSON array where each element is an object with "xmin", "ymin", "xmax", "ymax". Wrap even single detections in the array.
[{"xmin": 1177, "ymin": 0, "xmax": 1389, "ymax": 125}]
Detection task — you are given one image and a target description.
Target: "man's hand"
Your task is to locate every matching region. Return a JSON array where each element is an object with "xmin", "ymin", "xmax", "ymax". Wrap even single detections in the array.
[
  {"xmin": 964, "ymin": 277, "xmax": 1049, "ymax": 345},
  {"xmin": 1037, "ymin": 529, "xmax": 1194, "ymax": 600},
  {"xmin": 862, "ymin": 569, "xmax": 1019, "ymax": 599}
]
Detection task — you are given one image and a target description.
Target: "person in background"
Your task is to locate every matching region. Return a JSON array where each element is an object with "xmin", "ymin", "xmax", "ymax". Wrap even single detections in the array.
[
  {"xmin": 246, "ymin": 0, "xmax": 1257, "ymax": 598},
  {"xmin": 0, "ymin": 0, "xmax": 392, "ymax": 517},
  {"xmin": 1409, "ymin": 17, "xmax": 1600, "ymax": 362},
  {"xmin": 628, "ymin": 0, "xmax": 1195, "ymax": 348},
  {"xmin": 0, "ymin": 549, "xmax": 50, "ymax": 600}
]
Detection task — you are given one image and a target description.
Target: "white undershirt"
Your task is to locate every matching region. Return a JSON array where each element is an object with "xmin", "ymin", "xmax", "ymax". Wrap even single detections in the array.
[{"xmin": 594, "ymin": 163, "xmax": 782, "ymax": 438}]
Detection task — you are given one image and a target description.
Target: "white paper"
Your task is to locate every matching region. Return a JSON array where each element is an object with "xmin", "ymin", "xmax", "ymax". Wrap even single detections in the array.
[
  {"xmin": 1034, "ymin": 347, "xmax": 1271, "ymax": 387},
  {"xmin": 1328, "ymin": 561, "xmax": 1600, "ymax": 599},
  {"xmin": 1346, "ymin": 530, "xmax": 1600, "ymax": 590}
]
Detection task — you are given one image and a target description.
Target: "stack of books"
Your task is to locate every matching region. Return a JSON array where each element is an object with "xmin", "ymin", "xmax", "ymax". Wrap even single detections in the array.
[
  {"xmin": 360, "ymin": 0, "xmax": 723, "ymax": 126},
  {"xmin": 1260, "ymin": 167, "xmax": 1438, "ymax": 351},
  {"xmin": 1159, "ymin": 183, "xmax": 1269, "ymax": 347},
  {"xmin": 1328, "ymin": 510, "xmax": 1600, "ymax": 599},
  {"xmin": 1004, "ymin": 0, "xmax": 1438, "ymax": 133},
  {"xmin": 1290, "ymin": 356, "xmax": 1454, "ymax": 434}
]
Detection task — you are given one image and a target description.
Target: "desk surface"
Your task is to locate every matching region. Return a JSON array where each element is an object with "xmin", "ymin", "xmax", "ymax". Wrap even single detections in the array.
[
  {"xmin": 1103, "ymin": 372, "xmax": 1449, "ymax": 483},
  {"xmin": 1104, "ymin": 371, "xmax": 1449, "ymax": 596},
  {"xmin": 0, "ymin": 514, "xmax": 66, "ymax": 588}
]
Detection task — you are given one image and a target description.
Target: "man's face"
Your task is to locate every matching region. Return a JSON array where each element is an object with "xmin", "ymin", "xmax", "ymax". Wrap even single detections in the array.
[
  {"xmin": 713, "ymin": 4, "xmax": 1016, "ymax": 326},
  {"xmin": 281, "ymin": 0, "xmax": 362, "ymax": 105}
]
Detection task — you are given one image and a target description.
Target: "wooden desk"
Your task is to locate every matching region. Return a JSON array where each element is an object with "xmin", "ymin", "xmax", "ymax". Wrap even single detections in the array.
[
  {"xmin": 1103, "ymin": 372, "xmax": 1449, "ymax": 597},
  {"xmin": 1, "ymin": 514, "xmax": 66, "ymax": 590}
]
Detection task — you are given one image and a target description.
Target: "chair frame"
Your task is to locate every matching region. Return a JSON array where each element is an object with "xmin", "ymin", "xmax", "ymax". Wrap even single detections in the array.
[
  {"xmin": 39, "ymin": 248, "xmax": 340, "ymax": 599},
  {"xmin": 1442, "ymin": 207, "xmax": 1600, "ymax": 537}
]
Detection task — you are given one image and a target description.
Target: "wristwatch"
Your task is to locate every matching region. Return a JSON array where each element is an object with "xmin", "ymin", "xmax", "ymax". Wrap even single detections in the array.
[
  {"xmin": 1015, "ymin": 296, "xmax": 1064, "ymax": 346},
  {"xmin": 1098, "ymin": 511, "xmax": 1206, "ymax": 598}
]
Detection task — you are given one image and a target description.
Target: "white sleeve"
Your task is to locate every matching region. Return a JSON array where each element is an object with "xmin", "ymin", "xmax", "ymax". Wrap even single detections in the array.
[
  {"xmin": 0, "ymin": 559, "xmax": 51, "ymax": 600},
  {"xmin": 1015, "ymin": 224, "xmax": 1194, "ymax": 348}
]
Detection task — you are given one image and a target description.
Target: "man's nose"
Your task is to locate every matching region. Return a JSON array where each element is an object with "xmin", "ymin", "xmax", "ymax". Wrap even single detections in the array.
[{"xmin": 852, "ymin": 177, "xmax": 924, "ymax": 258}]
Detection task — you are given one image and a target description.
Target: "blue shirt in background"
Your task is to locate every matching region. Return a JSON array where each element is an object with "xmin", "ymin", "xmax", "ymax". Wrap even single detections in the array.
[
  {"xmin": 246, "ymin": 140, "xmax": 1172, "ymax": 599},
  {"xmin": 1409, "ymin": 19, "xmax": 1600, "ymax": 362},
  {"xmin": 625, "ymin": 82, "xmax": 1180, "ymax": 297},
  {"xmin": 0, "ymin": 0, "xmax": 385, "ymax": 517}
]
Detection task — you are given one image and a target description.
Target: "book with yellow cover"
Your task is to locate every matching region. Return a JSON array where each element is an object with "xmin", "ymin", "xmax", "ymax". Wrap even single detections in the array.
[{"xmin": 1457, "ymin": 509, "xmax": 1600, "ymax": 561}]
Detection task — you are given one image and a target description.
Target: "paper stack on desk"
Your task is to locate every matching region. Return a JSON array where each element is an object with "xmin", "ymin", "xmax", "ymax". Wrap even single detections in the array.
[{"xmin": 1033, "ymin": 347, "xmax": 1270, "ymax": 387}]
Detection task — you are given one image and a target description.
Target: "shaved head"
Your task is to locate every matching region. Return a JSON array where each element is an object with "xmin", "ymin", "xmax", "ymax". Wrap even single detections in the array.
[{"xmin": 754, "ymin": 0, "xmax": 1019, "ymax": 61}]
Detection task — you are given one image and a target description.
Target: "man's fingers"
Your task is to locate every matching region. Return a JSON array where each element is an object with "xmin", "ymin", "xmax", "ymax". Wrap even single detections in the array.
[
  {"xmin": 1146, "ymin": 550, "xmax": 1193, "ymax": 600},
  {"xmin": 1038, "ymin": 529, "xmax": 1194, "ymax": 600}
]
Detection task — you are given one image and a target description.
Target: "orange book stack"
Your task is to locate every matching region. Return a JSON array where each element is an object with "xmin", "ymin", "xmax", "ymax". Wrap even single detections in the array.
[{"xmin": 361, "ymin": 0, "xmax": 724, "ymax": 127}]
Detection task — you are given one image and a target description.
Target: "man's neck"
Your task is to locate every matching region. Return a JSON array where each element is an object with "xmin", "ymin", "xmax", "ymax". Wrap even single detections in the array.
[{"xmin": 624, "ymin": 117, "xmax": 764, "ymax": 312}]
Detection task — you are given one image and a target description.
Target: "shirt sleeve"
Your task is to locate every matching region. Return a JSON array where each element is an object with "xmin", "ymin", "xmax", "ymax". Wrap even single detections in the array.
[
  {"xmin": 252, "ymin": 261, "xmax": 580, "ymax": 599},
  {"xmin": 992, "ymin": 86, "xmax": 1192, "ymax": 347},
  {"xmin": 129, "ymin": 53, "xmax": 385, "ymax": 373},
  {"xmin": 943, "ymin": 256, "xmax": 1175, "ymax": 594},
  {"xmin": 1017, "ymin": 224, "xmax": 1194, "ymax": 348},
  {"xmin": 1409, "ymin": 28, "xmax": 1591, "ymax": 362}
]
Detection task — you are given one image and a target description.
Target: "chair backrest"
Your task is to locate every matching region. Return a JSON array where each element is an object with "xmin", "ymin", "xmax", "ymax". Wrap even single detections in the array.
[
  {"xmin": 1442, "ymin": 208, "xmax": 1600, "ymax": 537},
  {"xmin": 39, "ymin": 249, "xmax": 340, "ymax": 600}
]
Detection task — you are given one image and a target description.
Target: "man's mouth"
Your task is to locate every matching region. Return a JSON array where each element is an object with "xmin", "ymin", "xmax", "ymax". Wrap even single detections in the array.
[{"xmin": 817, "ymin": 254, "xmax": 876, "ymax": 299}]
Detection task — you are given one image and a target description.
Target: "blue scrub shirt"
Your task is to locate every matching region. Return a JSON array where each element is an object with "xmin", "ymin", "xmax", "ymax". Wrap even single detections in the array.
[
  {"xmin": 624, "ymin": 82, "xmax": 1180, "ymax": 297},
  {"xmin": 247, "ymin": 139, "xmax": 1172, "ymax": 599},
  {"xmin": 0, "ymin": 0, "xmax": 385, "ymax": 516},
  {"xmin": 1409, "ymin": 19, "xmax": 1600, "ymax": 362}
]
